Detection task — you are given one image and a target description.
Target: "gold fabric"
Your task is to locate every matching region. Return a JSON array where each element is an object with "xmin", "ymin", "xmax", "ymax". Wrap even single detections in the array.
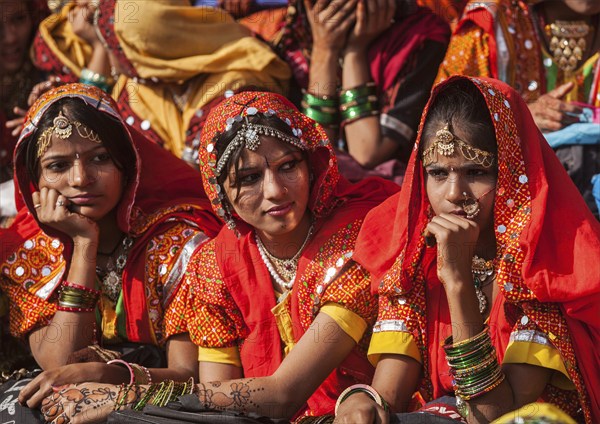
[{"xmin": 36, "ymin": 3, "xmax": 92, "ymax": 77}]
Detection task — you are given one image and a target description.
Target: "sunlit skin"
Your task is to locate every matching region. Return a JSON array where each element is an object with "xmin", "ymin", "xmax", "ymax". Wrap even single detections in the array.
[
  {"xmin": 223, "ymin": 135, "xmax": 312, "ymax": 258},
  {"xmin": 0, "ymin": 0, "xmax": 32, "ymax": 75},
  {"xmin": 36, "ymin": 133, "xmax": 124, "ymax": 227}
]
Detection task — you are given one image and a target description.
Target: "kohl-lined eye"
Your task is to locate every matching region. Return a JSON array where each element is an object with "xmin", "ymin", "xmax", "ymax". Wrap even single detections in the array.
[
  {"xmin": 280, "ymin": 159, "xmax": 301, "ymax": 172},
  {"xmin": 92, "ymin": 152, "xmax": 112, "ymax": 163},
  {"xmin": 46, "ymin": 161, "xmax": 69, "ymax": 172},
  {"xmin": 467, "ymin": 168, "xmax": 488, "ymax": 177},
  {"xmin": 426, "ymin": 168, "xmax": 448, "ymax": 180},
  {"xmin": 238, "ymin": 173, "xmax": 261, "ymax": 186}
]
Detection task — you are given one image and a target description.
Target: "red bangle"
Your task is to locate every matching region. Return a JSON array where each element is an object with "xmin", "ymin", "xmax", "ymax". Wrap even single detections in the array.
[
  {"xmin": 62, "ymin": 281, "xmax": 101, "ymax": 296},
  {"xmin": 107, "ymin": 359, "xmax": 135, "ymax": 385},
  {"xmin": 56, "ymin": 305, "xmax": 95, "ymax": 313}
]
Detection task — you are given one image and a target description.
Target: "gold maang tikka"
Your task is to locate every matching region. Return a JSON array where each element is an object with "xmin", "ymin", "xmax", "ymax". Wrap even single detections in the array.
[
  {"xmin": 37, "ymin": 111, "xmax": 102, "ymax": 158},
  {"xmin": 422, "ymin": 123, "xmax": 496, "ymax": 168}
]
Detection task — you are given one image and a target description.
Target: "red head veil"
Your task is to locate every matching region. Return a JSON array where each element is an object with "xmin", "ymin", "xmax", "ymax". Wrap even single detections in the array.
[
  {"xmin": 3, "ymin": 83, "xmax": 221, "ymax": 342},
  {"xmin": 354, "ymin": 76, "xmax": 600, "ymax": 421}
]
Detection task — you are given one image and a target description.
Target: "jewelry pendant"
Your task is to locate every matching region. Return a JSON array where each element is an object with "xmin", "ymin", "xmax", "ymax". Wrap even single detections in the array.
[
  {"xmin": 103, "ymin": 270, "xmax": 122, "ymax": 302},
  {"xmin": 473, "ymin": 276, "xmax": 488, "ymax": 314}
]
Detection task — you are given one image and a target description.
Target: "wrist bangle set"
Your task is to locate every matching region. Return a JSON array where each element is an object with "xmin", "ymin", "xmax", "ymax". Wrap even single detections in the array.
[
  {"xmin": 57, "ymin": 281, "xmax": 100, "ymax": 312},
  {"xmin": 443, "ymin": 326, "xmax": 505, "ymax": 419},
  {"xmin": 129, "ymin": 377, "xmax": 197, "ymax": 411},
  {"xmin": 80, "ymin": 68, "xmax": 115, "ymax": 93},
  {"xmin": 334, "ymin": 383, "xmax": 389, "ymax": 416},
  {"xmin": 107, "ymin": 359, "xmax": 153, "ymax": 386},
  {"xmin": 301, "ymin": 82, "xmax": 380, "ymax": 128}
]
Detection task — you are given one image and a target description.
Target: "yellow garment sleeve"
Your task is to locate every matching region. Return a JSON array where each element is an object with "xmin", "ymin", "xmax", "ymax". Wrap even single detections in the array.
[
  {"xmin": 367, "ymin": 331, "xmax": 421, "ymax": 366},
  {"xmin": 503, "ymin": 341, "xmax": 575, "ymax": 390},
  {"xmin": 320, "ymin": 302, "xmax": 367, "ymax": 344},
  {"xmin": 198, "ymin": 346, "xmax": 242, "ymax": 367}
]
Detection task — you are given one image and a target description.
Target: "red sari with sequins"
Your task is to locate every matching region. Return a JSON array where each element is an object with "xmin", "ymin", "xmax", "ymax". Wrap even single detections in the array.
[
  {"xmin": 174, "ymin": 91, "xmax": 400, "ymax": 417},
  {"xmin": 353, "ymin": 76, "xmax": 600, "ymax": 422},
  {"xmin": 0, "ymin": 84, "xmax": 222, "ymax": 347}
]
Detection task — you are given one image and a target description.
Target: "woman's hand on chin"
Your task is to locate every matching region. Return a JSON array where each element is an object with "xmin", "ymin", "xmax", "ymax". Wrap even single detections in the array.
[
  {"xmin": 425, "ymin": 212, "xmax": 480, "ymax": 289},
  {"xmin": 32, "ymin": 188, "xmax": 99, "ymax": 243}
]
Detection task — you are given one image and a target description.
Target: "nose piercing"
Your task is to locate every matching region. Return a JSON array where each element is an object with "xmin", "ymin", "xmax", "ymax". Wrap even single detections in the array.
[
  {"xmin": 461, "ymin": 192, "xmax": 480, "ymax": 219},
  {"xmin": 75, "ymin": 153, "xmax": 80, "ymax": 159},
  {"xmin": 283, "ymin": 186, "xmax": 288, "ymax": 194}
]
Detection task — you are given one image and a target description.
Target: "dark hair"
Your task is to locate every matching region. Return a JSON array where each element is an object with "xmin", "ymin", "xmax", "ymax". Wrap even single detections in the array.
[
  {"xmin": 422, "ymin": 79, "xmax": 497, "ymax": 155},
  {"xmin": 18, "ymin": 97, "xmax": 137, "ymax": 187},
  {"xmin": 214, "ymin": 114, "xmax": 305, "ymax": 202}
]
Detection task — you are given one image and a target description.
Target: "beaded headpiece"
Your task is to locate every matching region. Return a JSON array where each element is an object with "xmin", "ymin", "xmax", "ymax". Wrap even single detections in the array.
[
  {"xmin": 422, "ymin": 124, "xmax": 496, "ymax": 168},
  {"xmin": 36, "ymin": 111, "xmax": 102, "ymax": 158},
  {"xmin": 200, "ymin": 91, "xmax": 339, "ymax": 235},
  {"xmin": 214, "ymin": 108, "xmax": 306, "ymax": 176}
]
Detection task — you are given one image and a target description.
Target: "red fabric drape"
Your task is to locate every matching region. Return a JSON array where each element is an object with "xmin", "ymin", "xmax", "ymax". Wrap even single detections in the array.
[
  {"xmin": 4, "ymin": 84, "xmax": 221, "ymax": 343},
  {"xmin": 354, "ymin": 76, "xmax": 600, "ymax": 421}
]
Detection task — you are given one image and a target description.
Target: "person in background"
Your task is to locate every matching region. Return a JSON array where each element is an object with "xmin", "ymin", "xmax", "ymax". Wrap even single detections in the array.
[
  {"xmin": 0, "ymin": 0, "xmax": 48, "ymax": 227},
  {"xmin": 31, "ymin": 0, "xmax": 290, "ymax": 167},
  {"xmin": 274, "ymin": 0, "xmax": 450, "ymax": 184}
]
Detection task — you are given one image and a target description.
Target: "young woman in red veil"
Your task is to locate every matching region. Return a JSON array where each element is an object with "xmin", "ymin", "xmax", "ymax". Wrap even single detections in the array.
[
  {"xmin": 334, "ymin": 76, "xmax": 600, "ymax": 423},
  {"xmin": 0, "ymin": 84, "xmax": 222, "ymax": 413}
]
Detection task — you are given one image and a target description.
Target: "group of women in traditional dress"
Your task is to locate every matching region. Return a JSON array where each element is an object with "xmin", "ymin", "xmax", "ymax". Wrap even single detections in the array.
[
  {"xmin": 1, "ymin": 1, "xmax": 599, "ymax": 424},
  {"xmin": 0, "ymin": 75, "xmax": 596, "ymax": 424}
]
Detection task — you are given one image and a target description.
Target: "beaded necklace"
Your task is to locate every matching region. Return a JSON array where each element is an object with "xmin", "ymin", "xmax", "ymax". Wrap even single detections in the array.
[
  {"xmin": 471, "ymin": 255, "xmax": 496, "ymax": 314},
  {"xmin": 255, "ymin": 222, "xmax": 315, "ymax": 291}
]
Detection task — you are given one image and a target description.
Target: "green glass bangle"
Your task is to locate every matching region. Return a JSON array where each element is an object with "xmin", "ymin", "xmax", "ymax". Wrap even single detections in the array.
[
  {"xmin": 80, "ymin": 78, "xmax": 112, "ymax": 93},
  {"xmin": 340, "ymin": 95, "xmax": 379, "ymax": 111},
  {"xmin": 134, "ymin": 382, "xmax": 162, "ymax": 411},
  {"xmin": 444, "ymin": 327, "xmax": 490, "ymax": 353},
  {"xmin": 447, "ymin": 343, "xmax": 495, "ymax": 368},
  {"xmin": 339, "ymin": 82, "xmax": 377, "ymax": 104},
  {"xmin": 341, "ymin": 102, "xmax": 379, "ymax": 123},
  {"xmin": 300, "ymin": 99, "xmax": 338, "ymax": 114},
  {"xmin": 303, "ymin": 91, "xmax": 339, "ymax": 109},
  {"xmin": 303, "ymin": 106, "xmax": 340, "ymax": 126}
]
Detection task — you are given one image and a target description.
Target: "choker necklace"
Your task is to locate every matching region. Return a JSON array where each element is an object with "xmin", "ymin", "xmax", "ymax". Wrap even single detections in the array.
[
  {"xmin": 471, "ymin": 255, "xmax": 495, "ymax": 314},
  {"xmin": 255, "ymin": 221, "xmax": 315, "ymax": 291},
  {"xmin": 546, "ymin": 20, "xmax": 590, "ymax": 73},
  {"xmin": 96, "ymin": 236, "xmax": 134, "ymax": 302}
]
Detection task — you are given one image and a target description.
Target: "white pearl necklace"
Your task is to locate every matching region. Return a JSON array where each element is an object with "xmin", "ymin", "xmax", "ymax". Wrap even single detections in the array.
[{"xmin": 255, "ymin": 222, "xmax": 315, "ymax": 291}]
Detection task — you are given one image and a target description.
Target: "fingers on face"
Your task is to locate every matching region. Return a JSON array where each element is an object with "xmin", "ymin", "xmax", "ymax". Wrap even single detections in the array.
[{"xmin": 37, "ymin": 188, "xmax": 69, "ymax": 220}]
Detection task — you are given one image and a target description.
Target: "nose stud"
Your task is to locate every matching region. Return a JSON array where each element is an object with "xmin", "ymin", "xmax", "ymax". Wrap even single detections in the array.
[{"xmin": 461, "ymin": 192, "xmax": 480, "ymax": 219}]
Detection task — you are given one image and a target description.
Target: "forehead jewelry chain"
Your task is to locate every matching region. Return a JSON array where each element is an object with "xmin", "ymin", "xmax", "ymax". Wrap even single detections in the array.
[{"xmin": 36, "ymin": 111, "xmax": 102, "ymax": 158}]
